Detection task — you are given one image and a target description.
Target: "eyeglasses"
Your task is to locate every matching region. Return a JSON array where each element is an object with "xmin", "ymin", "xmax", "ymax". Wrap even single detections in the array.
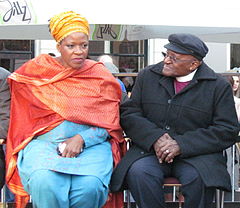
[{"xmin": 162, "ymin": 52, "xmax": 195, "ymax": 63}]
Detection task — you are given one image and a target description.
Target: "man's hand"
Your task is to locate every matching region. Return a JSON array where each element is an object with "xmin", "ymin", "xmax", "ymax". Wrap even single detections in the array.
[{"xmin": 153, "ymin": 133, "xmax": 181, "ymax": 163}]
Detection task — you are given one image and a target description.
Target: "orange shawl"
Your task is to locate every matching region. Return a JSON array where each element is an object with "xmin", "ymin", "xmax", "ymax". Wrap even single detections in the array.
[{"xmin": 6, "ymin": 54, "xmax": 125, "ymax": 208}]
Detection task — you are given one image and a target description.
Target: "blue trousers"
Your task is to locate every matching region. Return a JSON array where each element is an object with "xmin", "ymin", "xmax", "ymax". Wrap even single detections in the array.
[
  {"xmin": 26, "ymin": 170, "xmax": 108, "ymax": 208},
  {"xmin": 127, "ymin": 155, "xmax": 215, "ymax": 208}
]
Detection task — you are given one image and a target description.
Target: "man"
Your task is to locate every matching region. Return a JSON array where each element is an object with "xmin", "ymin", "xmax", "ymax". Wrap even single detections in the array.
[
  {"xmin": 0, "ymin": 67, "xmax": 10, "ymax": 189},
  {"xmin": 110, "ymin": 33, "xmax": 240, "ymax": 208}
]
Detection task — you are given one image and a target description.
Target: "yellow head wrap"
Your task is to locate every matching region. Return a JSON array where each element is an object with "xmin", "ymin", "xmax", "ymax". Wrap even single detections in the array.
[{"xmin": 49, "ymin": 11, "xmax": 89, "ymax": 43}]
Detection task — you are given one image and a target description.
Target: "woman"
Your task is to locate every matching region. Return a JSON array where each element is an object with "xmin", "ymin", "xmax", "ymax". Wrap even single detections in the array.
[
  {"xmin": 224, "ymin": 74, "xmax": 240, "ymax": 192},
  {"xmin": 6, "ymin": 11, "xmax": 125, "ymax": 208},
  {"xmin": 232, "ymin": 76, "xmax": 240, "ymax": 120},
  {"xmin": 225, "ymin": 74, "xmax": 240, "ymax": 120},
  {"xmin": 233, "ymin": 75, "xmax": 240, "ymax": 97}
]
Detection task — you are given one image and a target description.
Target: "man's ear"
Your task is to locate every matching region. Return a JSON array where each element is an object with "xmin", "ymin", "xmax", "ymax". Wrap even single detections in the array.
[{"xmin": 190, "ymin": 60, "xmax": 201, "ymax": 71}]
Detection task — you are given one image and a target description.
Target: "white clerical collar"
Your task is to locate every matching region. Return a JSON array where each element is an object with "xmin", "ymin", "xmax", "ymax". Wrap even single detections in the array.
[{"xmin": 176, "ymin": 69, "xmax": 197, "ymax": 82}]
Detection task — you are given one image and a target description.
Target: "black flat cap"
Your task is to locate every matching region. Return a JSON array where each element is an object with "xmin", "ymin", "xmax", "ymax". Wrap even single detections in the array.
[{"xmin": 164, "ymin": 33, "xmax": 209, "ymax": 60}]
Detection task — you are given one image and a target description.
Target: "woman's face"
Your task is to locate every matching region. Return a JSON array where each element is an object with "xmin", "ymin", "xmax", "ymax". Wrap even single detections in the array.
[
  {"xmin": 233, "ymin": 76, "xmax": 239, "ymax": 92},
  {"xmin": 57, "ymin": 32, "xmax": 89, "ymax": 69}
]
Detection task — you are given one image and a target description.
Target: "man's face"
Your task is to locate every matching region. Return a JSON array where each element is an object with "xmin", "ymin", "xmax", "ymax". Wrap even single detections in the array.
[{"xmin": 162, "ymin": 50, "xmax": 200, "ymax": 77}]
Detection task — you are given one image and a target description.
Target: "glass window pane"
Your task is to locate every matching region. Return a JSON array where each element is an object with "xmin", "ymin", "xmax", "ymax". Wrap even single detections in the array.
[
  {"xmin": 88, "ymin": 39, "xmax": 147, "ymax": 92},
  {"xmin": 88, "ymin": 41, "xmax": 104, "ymax": 60},
  {"xmin": 231, "ymin": 44, "xmax": 240, "ymax": 69},
  {"xmin": 0, "ymin": 40, "xmax": 32, "ymax": 51},
  {"xmin": 111, "ymin": 40, "xmax": 145, "ymax": 72},
  {"xmin": 0, "ymin": 40, "xmax": 33, "ymax": 72}
]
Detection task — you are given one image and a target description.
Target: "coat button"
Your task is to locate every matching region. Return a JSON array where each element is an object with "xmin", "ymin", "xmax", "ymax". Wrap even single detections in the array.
[
  {"xmin": 165, "ymin": 125, "xmax": 170, "ymax": 130},
  {"xmin": 140, "ymin": 151, "xmax": 145, "ymax": 154},
  {"xmin": 167, "ymin": 99, "xmax": 172, "ymax": 104}
]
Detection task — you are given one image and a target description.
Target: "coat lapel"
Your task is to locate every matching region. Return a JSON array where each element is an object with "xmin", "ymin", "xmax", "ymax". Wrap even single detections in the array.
[
  {"xmin": 178, "ymin": 62, "xmax": 217, "ymax": 94},
  {"xmin": 158, "ymin": 76, "xmax": 175, "ymax": 96},
  {"xmin": 150, "ymin": 62, "xmax": 175, "ymax": 96}
]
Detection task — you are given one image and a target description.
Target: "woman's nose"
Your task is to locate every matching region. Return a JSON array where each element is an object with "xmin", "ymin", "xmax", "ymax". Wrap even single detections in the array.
[{"xmin": 74, "ymin": 46, "xmax": 83, "ymax": 54}]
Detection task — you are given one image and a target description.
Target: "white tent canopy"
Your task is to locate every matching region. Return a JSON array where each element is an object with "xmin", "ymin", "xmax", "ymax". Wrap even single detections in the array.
[{"xmin": 1, "ymin": 0, "xmax": 240, "ymax": 43}]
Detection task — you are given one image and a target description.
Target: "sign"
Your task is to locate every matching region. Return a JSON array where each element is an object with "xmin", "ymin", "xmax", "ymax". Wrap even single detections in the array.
[
  {"xmin": 0, "ymin": 1, "xmax": 126, "ymax": 41},
  {"xmin": 91, "ymin": 24, "xmax": 126, "ymax": 41},
  {"xmin": 0, "ymin": 0, "xmax": 36, "ymax": 25}
]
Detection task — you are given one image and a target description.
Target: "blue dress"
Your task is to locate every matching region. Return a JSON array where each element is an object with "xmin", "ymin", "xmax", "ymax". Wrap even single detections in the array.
[{"xmin": 17, "ymin": 120, "xmax": 113, "ymax": 191}]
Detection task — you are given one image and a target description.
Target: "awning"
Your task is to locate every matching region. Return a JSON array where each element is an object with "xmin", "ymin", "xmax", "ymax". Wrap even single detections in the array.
[{"xmin": 1, "ymin": 0, "xmax": 240, "ymax": 43}]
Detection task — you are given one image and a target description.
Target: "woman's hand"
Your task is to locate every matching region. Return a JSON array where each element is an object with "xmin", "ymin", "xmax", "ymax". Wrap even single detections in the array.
[{"xmin": 61, "ymin": 134, "xmax": 85, "ymax": 158}]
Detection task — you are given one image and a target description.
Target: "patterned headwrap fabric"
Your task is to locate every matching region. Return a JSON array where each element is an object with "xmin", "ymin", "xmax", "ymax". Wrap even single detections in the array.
[{"xmin": 49, "ymin": 11, "xmax": 89, "ymax": 43}]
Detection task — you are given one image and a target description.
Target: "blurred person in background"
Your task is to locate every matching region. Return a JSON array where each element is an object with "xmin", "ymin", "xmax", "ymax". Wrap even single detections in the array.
[
  {"xmin": 224, "ymin": 74, "xmax": 240, "ymax": 192},
  {"xmin": 98, "ymin": 55, "xmax": 127, "ymax": 92}
]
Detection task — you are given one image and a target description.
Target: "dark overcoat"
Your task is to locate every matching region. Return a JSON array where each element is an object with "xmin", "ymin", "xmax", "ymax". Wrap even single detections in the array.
[
  {"xmin": 0, "ymin": 67, "xmax": 10, "ymax": 139},
  {"xmin": 0, "ymin": 67, "xmax": 10, "ymax": 189},
  {"xmin": 110, "ymin": 61, "xmax": 240, "ymax": 192}
]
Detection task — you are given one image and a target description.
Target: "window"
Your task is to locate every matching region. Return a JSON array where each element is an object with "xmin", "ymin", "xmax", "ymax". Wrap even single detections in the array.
[
  {"xmin": 88, "ymin": 39, "xmax": 147, "ymax": 92},
  {"xmin": 231, "ymin": 44, "xmax": 240, "ymax": 69},
  {"xmin": 0, "ymin": 40, "xmax": 34, "ymax": 72}
]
